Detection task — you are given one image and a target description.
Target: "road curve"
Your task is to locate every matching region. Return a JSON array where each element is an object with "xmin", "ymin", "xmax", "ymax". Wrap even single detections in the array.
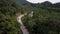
[{"xmin": 17, "ymin": 14, "xmax": 29, "ymax": 34}]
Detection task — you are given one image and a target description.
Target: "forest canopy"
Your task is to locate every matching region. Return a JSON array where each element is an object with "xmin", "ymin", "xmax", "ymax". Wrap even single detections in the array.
[{"xmin": 0, "ymin": 0, "xmax": 60, "ymax": 34}]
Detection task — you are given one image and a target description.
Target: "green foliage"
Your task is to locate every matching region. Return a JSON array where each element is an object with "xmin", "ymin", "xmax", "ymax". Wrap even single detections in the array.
[
  {"xmin": 0, "ymin": 0, "xmax": 60, "ymax": 34},
  {"xmin": 0, "ymin": 0, "xmax": 22, "ymax": 34},
  {"xmin": 22, "ymin": 6, "xmax": 60, "ymax": 34}
]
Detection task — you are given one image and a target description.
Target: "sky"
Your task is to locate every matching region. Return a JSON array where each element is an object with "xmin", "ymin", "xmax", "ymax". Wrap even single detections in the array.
[{"xmin": 26, "ymin": 0, "xmax": 60, "ymax": 3}]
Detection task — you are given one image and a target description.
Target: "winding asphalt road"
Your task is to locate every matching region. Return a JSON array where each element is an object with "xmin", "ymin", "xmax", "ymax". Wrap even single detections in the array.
[{"xmin": 17, "ymin": 14, "xmax": 29, "ymax": 34}]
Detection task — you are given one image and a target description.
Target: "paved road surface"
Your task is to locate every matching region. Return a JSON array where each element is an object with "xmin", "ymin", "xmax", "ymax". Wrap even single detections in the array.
[{"xmin": 17, "ymin": 14, "xmax": 29, "ymax": 34}]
